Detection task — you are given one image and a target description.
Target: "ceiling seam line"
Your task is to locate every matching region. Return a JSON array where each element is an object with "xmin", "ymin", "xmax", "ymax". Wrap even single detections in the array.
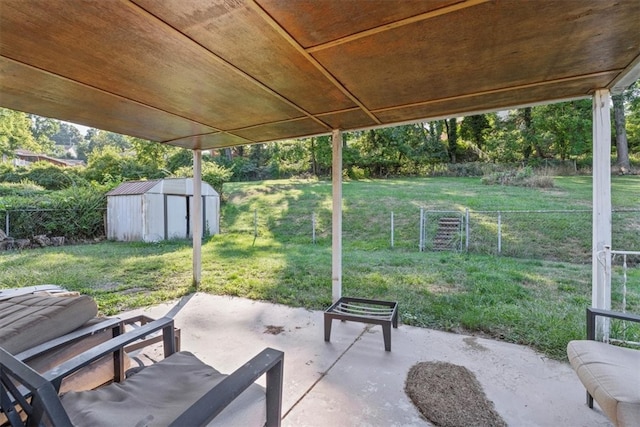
[
  {"xmin": 305, "ymin": 0, "xmax": 491, "ymax": 53},
  {"xmin": 225, "ymin": 116, "xmax": 321, "ymax": 133},
  {"xmin": 247, "ymin": 0, "xmax": 382, "ymax": 126},
  {"xmin": 126, "ymin": 0, "xmax": 332, "ymax": 132},
  {"xmin": 162, "ymin": 131, "xmax": 255, "ymax": 146},
  {"xmin": 0, "ymin": 54, "xmax": 225, "ymax": 134},
  {"xmin": 316, "ymin": 107, "xmax": 363, "ymax": 117},
  {"xmin": 371, "ymin": 71, "xmax": 621, "ymax": 113}
]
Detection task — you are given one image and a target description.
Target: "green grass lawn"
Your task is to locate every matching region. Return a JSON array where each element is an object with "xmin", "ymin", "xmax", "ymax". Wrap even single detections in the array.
[{"xmin": 1, "ymin": 175, "xmax": 639, "ymax": 360}]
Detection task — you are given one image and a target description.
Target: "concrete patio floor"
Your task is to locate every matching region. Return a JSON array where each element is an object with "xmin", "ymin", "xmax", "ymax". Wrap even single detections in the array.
[{"xmin": 124, "ymin": 293, "xmax": 612, "ymax": 426}]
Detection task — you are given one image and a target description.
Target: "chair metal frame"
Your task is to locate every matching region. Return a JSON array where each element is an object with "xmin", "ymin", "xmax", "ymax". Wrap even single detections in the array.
[{"xmin": 1, "ymin": 316, "xmax": 284, "ymax": 427}]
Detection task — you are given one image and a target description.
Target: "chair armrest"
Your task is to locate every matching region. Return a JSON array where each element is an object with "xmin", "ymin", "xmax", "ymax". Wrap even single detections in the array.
[
  {"xmin": 13, "ymin": 317, "xmax": 123, "ymax": 363},
  {"xmin": 168, "ymin": 348, "xmax": 284, "ymax": 427},
  {"xmin": 43, "ymin": 316, "xmax": 176, "ymax": 391},
  {"xmin": 0, "ymin": 347, "xmax": 74, "ymax": 427},
  {"xmin": 587, "ymin": 307, "xmax": 640, "ymax": 340}
]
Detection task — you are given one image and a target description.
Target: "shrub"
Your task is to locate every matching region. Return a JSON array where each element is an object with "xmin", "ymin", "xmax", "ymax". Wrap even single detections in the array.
[
  {"xmin": 481, "ymin": 167, "xmax": 554, "ymax": 188},
  {"xmin": 347, "ymin": 166, "xmax": 368, "ymax": 180},
  {"xmin": 1, "ymin": 183, "xmax": 108, "ymax": 239},
  {"xmin": 173, "ymin": 161, "xmax": 233, "ymax": 196},
  {"xmin": 522, "ymin": 175, "xmax": 555, "ymax": 188},
  {"xmin": 0, "ymin": 181, "xmax": 46, "ymax": 197},
  {"xmin": 25, "ymin": 162, "xmax": 88, "ymax": 190}
]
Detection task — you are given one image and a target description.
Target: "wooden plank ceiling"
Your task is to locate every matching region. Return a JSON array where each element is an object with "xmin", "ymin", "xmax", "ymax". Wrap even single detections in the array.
[{"xmin": 1, "ymin": 0, "xmax": 639, "ymax": 150}]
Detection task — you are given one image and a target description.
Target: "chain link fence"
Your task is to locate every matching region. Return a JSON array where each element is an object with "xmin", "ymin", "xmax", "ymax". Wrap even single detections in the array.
[
  {"xmin": 0, "ymin": 208, "xmax": 106, "ymax": 241},
  {"xmin": 1, "ymin": 206, "xmax": 638, "ymax": 264},
  {"xmin": 224, "ymin": 207, "xmax": 640, "ymax": 264}
]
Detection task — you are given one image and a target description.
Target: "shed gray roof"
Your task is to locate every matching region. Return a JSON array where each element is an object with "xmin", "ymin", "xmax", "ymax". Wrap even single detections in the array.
[{"xmin": 106, "ymin": 180, "xmax": 160, "ymax": 196}]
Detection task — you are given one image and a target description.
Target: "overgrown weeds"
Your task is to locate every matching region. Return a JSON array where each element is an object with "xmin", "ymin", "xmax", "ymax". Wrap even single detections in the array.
[{"xmin": 481, "ymin": 166, "xmax": 554, "ymax": 187}]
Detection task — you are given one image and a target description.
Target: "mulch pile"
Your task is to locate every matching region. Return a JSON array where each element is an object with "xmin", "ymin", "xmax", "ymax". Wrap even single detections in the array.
[{"xmin": 405, "ymin": 361, "xmax": 507, "ymax": 427}]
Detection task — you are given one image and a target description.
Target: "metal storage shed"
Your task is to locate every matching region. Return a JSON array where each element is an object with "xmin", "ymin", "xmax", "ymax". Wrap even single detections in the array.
[{"xmin": 106, "ymin": 178, "xmax": 219, "ymax": 242}]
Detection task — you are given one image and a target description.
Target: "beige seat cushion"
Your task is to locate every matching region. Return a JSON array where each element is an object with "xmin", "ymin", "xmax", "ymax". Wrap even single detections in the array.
[
  {"xmin": 61, "ymin": 351, "xmax": 266, "ymax": 427},
  {"xmin": 567, "ymin": 340, "xmax": 640, "ymax": 427},
  {"xmin": 0, "ymin": 294, "xmax": 98, "ymax": 354}
]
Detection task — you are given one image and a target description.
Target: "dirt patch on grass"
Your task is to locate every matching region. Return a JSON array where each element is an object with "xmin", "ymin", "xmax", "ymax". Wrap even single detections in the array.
[{"xmin": 405, "ymin": 361, "xmax": 506, "ymax": 427}]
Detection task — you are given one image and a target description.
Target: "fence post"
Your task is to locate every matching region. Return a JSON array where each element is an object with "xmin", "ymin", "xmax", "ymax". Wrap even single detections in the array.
[
  {"xmin": 312, "ymin": 213, "xmax": 316, "ymax": 244},
  {"xmin": 419, "ymin": 208, "xmax": 424, "ymax": 252},
  {"xmin": 254, "ymin": 209, "xmax": 258, "ymax": 238},
  {"xmin": 390, "ymin": 211, "xmax": 394, "ymax": 249},
  {"xmin": 497, "ymin": 211, "xmax": 502, "ymax": 255},
  {"xmin": 465, "ymin": 208, "xmax": 470, "ymax": 252},
  {"xmin": 600, "ymin": 245, "xmax": 612, "ymax": 342},
  {"xmin": 5, "ymin": 211, "xmax": 8, "ymax": 237},
  {"xmin": 622, "ymin": 253, "xmax": 628, "ymax": 314}
]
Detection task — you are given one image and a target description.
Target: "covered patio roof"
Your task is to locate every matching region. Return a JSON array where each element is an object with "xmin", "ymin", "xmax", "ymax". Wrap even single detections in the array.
[{"xmin": 1, "ymin": 0, "xmax": 640, "ymax": 150}]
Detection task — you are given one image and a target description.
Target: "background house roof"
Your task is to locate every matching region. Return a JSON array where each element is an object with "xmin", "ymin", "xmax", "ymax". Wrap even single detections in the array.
[{"xmin": 1, "ymin": 0, "xmax": 639, "ymax": 150}]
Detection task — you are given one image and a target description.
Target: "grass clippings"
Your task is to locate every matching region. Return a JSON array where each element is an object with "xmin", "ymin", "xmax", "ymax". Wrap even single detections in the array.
[{"xmin": 405, "ymin": 361, "xmax": 506, "ymax": 427}]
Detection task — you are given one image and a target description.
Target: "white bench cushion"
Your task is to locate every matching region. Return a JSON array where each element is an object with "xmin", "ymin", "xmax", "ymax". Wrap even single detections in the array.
[{"xmin": 567, "ymin": 340, "xmax": 640, "ymax": 427}]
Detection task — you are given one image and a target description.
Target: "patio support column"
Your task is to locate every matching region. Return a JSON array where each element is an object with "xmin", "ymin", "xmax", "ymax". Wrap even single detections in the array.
[
  {"xmin": 193, "ymin": 149, "xmax": 202, "ymax": 288},
  {"xmin": 332, "ymin": 129, "xmax": 343, "ymax": 302},
  {"xmin": 591, "ymin": 89, "xmax": 612, "ymax": 337}
]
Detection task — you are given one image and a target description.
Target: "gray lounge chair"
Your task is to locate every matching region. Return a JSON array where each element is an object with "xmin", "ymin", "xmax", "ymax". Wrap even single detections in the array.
[{"xmin": 0, "ymin": 315, "xmax": 284, "ymax": 427}]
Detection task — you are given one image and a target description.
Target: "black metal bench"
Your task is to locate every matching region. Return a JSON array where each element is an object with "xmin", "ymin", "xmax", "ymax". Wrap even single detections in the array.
[{"xmin": 324, "ymin": 297, "xmax": 399, "ymax": 351}]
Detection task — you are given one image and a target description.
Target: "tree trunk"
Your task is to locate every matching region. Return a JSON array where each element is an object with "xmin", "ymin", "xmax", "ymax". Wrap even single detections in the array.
[
  {"xmin": 612, "ymin": 94, "xmax": 630, "ymax": 170},
  {"xmin": 522, "ymin": 107, "xmax": 533, "ymax": 160},
  {"xmin": 445, "ymin": 118, "xmax": 457, "ymax": 163},
  {"xmin": 310, "ymin": 137, "xmax": 318, "ymax": 176}
]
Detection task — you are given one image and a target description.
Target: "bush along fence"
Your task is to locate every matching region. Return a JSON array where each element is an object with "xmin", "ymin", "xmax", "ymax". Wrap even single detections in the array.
[
  {"xmin": 230, "ymin": 207, "xmax": 640, "ymax": 264},
  {"xmin": 0, "ymin": 208, "xmax": 106, "ymax": 250}
]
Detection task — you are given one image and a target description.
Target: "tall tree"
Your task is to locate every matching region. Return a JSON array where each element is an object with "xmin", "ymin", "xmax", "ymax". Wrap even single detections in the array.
[
  {"xmin": 29, "ymin": 115, "xmax": 59, "ymax": 153},
  {"xmin": 626, "ymin": 81, "xmax": 640, "ymax": 154},
  {"xmin": 483, "ymin": 112, "xmax": 525, "ymax": 163},
  {"xmin": 532, "ymin": 100, "xmax": 592, "ymax": 161},
  {"xmin": 0, "ymin": 108, "xmax": 38, "ymax": 156},
  {"xmin": 444, "ymin": 118, "xmax": 458, "ymax": 163},
  {"xmin": 130, "ymin": 136, "xmax": 172, "ymax": 171},
  {"xmin": 612, "ymin": 80, "xmax": 639, "ymax": 170},
  {"xmin": 612, "ymin": 93, "xmax": 630, "ymax": 170},
  {"xmin": 460, "ymin": 114, "xmax": 490, "ymax": 151},
  {"xmin": 79, "ymin": 129, "xmax": 131, "ymax": 161},
  {"xmin": 51, "ymin": 122, "xmax": 83, "ymax": 148}
]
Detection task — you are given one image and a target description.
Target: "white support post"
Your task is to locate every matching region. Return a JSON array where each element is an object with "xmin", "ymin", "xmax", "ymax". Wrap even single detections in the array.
[
  {"xmin": 592, "ymin": 89, "xmax": 612, "ymax": 338},
  {"xmin": 193, "ymin": 150, "xmax": 203, "ymax": 288},
  {"xmin": 332, "ymin": 129, "xmax": 343, "ymax": 302}
]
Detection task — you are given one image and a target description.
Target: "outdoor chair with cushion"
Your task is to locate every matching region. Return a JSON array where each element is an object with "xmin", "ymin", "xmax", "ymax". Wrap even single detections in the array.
[
  {"xmin": 567, "ymin": 308, "xmax": 640, "ymax": 427},
  {"xmin": 0, "ymin": 292, "xmax": 134, "ymax": 393},
  {"xmin": 0, "ymin": 315, "xmax": 284, "ymax": 427}
]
